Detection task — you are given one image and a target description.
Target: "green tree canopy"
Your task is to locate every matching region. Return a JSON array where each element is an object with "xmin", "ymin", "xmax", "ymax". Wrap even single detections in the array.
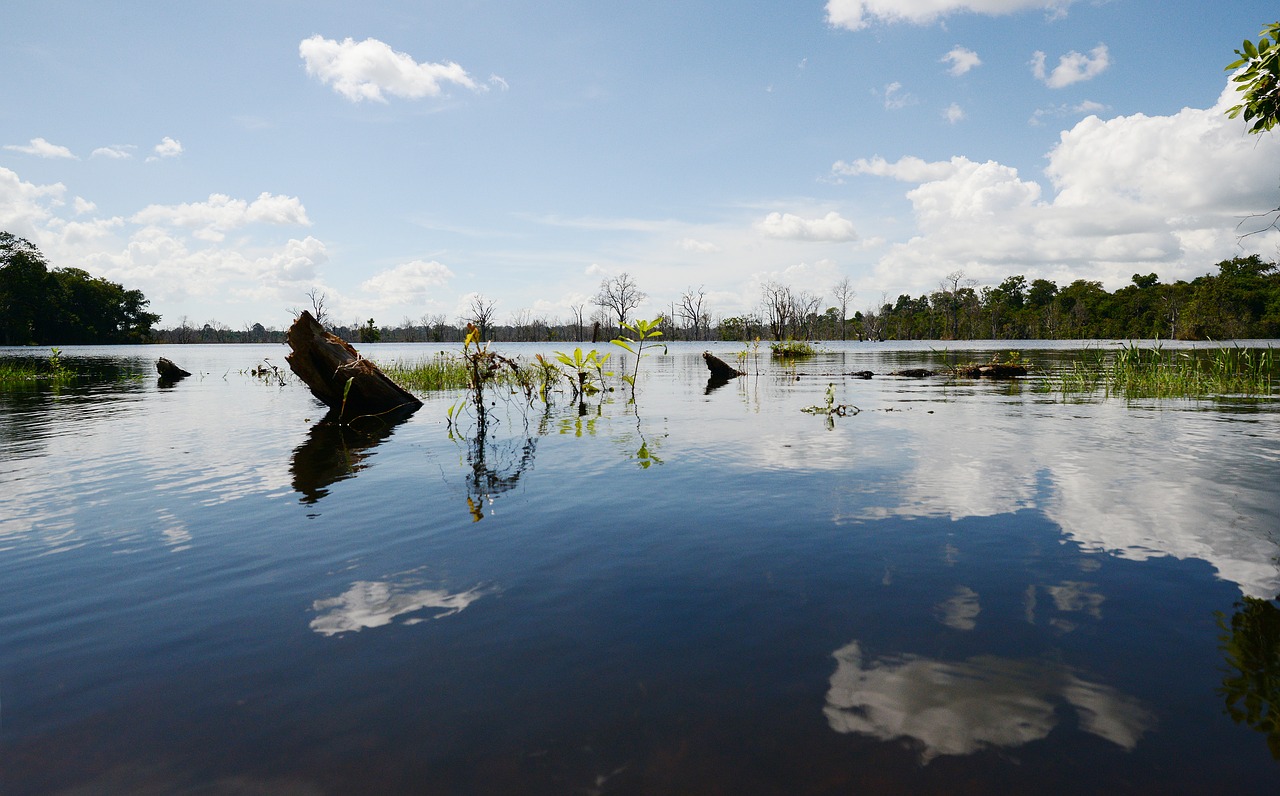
[
  {"xmin": 1226, "ymin": 22, "xmax": 1280, "ymax": 134},
  {"xmin": 0, "ymin": 231, "xmax": 160, "ymax": 344}
]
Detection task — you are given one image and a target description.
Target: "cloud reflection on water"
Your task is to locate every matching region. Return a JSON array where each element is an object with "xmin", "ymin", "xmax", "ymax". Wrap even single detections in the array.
[
  {"xmin": 829, "ymin": 396, "xmax": 1280, "ymax": 598},
  {"xmin": 310, "ymin": 579, "xmax": 486, "ymax": 636},
  {"xmin": 824, "ymin": 641, "xmax": 1154, "ymax": 762}
]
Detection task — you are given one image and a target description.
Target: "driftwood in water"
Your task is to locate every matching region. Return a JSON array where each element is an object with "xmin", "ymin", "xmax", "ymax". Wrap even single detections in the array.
[
  {"xmin": 702, "ymin": 351, "xmax": 744, "ymax": 380},
  {"xmin": 285, "ymin": 311, "xmax": 422, "ymax": 418},
  {"xmin": 156, "ymin": 357, "xmax": 191, "ymax": 382},
  {"xmin": 953, "ymin": 363, "xmax": 1028, "ymax": 379},
  {"xmin": 891, "ymin": 368, "xmax": 936, "ymax": 378}
]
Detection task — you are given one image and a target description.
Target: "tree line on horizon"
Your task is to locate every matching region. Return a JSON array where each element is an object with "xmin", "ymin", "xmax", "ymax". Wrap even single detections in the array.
[
  {"xmin": 153, "ymin": 255, "xmax": 1280, "ymax": 345},
  {"xmin": 4, "ymin": 230, "xmax": 1278, "ymax": 347}
]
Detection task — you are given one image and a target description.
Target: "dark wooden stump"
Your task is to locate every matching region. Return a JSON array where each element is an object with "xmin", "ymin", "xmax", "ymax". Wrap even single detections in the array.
[
  {"xmin": 285, "ymin": 311, "xmax": 422, "ymax": 419},
  {"xmin": 702, "ymin": 351, "xmax": 744, "ymax": 380},
  {"xmin": 156, "ymin": 357, "xmax": 191, "ymax": 382}
]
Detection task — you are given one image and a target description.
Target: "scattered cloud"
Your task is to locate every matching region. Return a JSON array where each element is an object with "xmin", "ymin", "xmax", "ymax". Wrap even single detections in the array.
[
  {"xmin": 153, "ymin": 137, "xmax": 183, "ymax": 158},
  {"xmin": 880, "ymin": 81, "xmax": 917, "ymax": 110},
  {"xmin": 758, "ymin": 211, "xmax": 858, "ymax": 242},
  {"xmin": 678, "ymin": 237, "xmax": 721, "ymax": 253},
  {"xmin": 299, "ymin": 35, "xmax": 489, "ymax": 102},
  {"xmin": 131, "ymin": 192, "xmax": 310, "ymax": 242},
  {"xmin": 944, "ymin": 103, "xmax": 966, "ymax": 124},
  {"xmin": 826, "ymin": 0, "xmax": 1075, "ymax": 31},
  {"xmin": 1029, "ymin": 99, "xmax": 1107, "ymax": 125},
  {"xmin": 941, "ymin": 46, "xmax": 982, "ymax": 76},
  {"xmin": 91, "ymin": 145, "xmax": 135, "ymax": 160},
  {"xmin": 832, "ymin": 155, "xmax": 961, "ymax": 182},
  {"xmin": 4, "ymin": 137, "xmax": 77, "ymax": 160},
  {"xmin": 1032, "ymin": 44, "xmax": 1110, "ymax": 88},
  {"xmin": 73, "ymin": 197, "xmax": 96, "ymax": 215},
  {"xmin": 488, "ymin": 74, "xmax": 510, "ymax": 91}
]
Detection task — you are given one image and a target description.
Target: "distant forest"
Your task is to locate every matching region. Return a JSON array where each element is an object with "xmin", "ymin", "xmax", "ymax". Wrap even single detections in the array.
[
  {"xmin": 153, "ymin": 255, "xmax": 1280, "ymax": 345},
  {"xmin": 4, "ymin": 230, "xmax": 1278, "ymax": 346}
]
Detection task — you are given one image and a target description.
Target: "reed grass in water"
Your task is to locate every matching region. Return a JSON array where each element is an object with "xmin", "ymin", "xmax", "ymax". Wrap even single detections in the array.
[
  {"xmin": 0, "ymin": 349, "xmax": 79, "ymax": 386},
  {"xmin": 379, "ymin": 355, "xmax": 473, "ymax": 392},
  {"xmin": 1049, "ymin": 344, "xmax": 1275, "ymax": 399}
]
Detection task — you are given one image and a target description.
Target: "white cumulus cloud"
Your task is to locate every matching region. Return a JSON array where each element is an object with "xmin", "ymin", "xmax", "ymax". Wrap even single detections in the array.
[
  {"xmin": 944, "ymin": 103, "xmax": 966, "ymax": 124},
  {"xmin": 267, "ymin": 236, "xmax": 329, "ymax": 282},
  {"xmin": 941, "ymin": 46, "xmax": 982, "ymax": 76},
  {"xmin": 1032, "ymin": 44, "xmax": 1110, "ymax": 88},
  {"xmin": 299, "ymin": 35, "xmax": 486, "ymax": 102},
  {"xmin": 758, "ymin": 211, "xmax": 858, "ymax": 242},
  {"xmin": 131, "ymin": 192, "xmax": 310, "ymax": 242},
  {"xmin": 152, "ymin": 136, "xmax": 183, "ymax": 158},
  {"xmin": 826, "ymin": 0, "xmax": 1074, "ymax": 31},
  {"xmin": 840, "ymin": 78, "xmax": 1280, "ymax": 294},
  {"xmin": 4, "ymin": 137, "xmax": 77, "ymax": 160},
  {"xmin": 360, "ymin": 259, "xmax": 455, "ymax": 299}
]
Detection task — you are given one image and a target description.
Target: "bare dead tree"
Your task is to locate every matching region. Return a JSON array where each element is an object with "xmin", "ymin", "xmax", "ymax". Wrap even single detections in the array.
[
  {"xmin": 465, "ymin": 294, "xmax": 498, "ymax": 340},
  {"xmin": 509, "ymin": 307, "xmax": 532, "ymax": 341},
  {"xmin": 760, "ymin": 281, "xmax": 794, "ymax": 340},
  {"xmin": 305, "ymin": 288, "xmax": 329, "ymax": 327},
  {"xmin": 594, "ymin": 272, "xmax": 646, "ymax": 333},
  {"xmin": 569, "ymin": 303, "xmax": 587, "ymax": 341},
  {"xmin": 677, "ymin": 285, "xmax": 708, "ymax": 340},
  {"xmin": 794, "ymin": 290, "xmax": 822, "ymax": 339},
  {"xmin": 832, "ymin": 277, "xmax": 856, "ymax": 341}
]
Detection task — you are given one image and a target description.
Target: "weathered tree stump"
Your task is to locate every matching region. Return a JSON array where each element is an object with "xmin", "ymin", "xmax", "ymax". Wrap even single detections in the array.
[
  {"xmin": 702, "ymin": 351, "xmax": 744, "ymax": 380},
  {"xmin": 285, "ymin": 311, "xmax": 422, "ymax": 419},
  {"xmin": 156, "ymin": 357, "xmax": 191, "ymax": 381}
]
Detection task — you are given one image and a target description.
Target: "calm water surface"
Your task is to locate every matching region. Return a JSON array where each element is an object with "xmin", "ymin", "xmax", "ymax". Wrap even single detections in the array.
[{"xmin": 2, "ymin": 341, "xmax": 1279, "ymax": 794}]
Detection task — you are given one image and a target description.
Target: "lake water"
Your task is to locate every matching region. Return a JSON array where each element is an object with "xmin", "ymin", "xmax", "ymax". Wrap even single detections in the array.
[{"xmin": 2, "ymin": 340, "xmax": 1279, "ymax": 794}]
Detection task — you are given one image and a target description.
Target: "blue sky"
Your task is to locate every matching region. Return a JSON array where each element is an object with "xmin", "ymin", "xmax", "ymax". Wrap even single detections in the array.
[{"xmin": 2, "ymin": 1, "xmax": 1278, "ymax": 330}]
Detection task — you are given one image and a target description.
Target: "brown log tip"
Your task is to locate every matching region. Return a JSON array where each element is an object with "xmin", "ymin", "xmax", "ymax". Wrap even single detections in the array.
[
  {"xmin": 703, "ymin": 351, "xmax": 744, "ymax": 379},
  {"xmin": 156, "ymin": 357, "xmax": 191, "ymax": 380}
]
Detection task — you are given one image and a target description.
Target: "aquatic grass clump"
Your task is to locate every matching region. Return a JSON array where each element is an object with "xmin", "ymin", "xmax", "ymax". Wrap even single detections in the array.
[
  {"xmin": 0, "ymin": 349, "xmax": 79, "ymax": 386},
  {"xmin": 379, "ymin": 354, "xmax": 473, "ymax": 392},
  {"xmin": 1048, "ymin": 344, "xmax": 1276, "ymax": 399},
  {"xmin": 770, "ymin": 339, "xmax": 816, "ymax": 359},
  {"xmin": 0, "ymin": 360, "xmax": 42, "ymax": 384}
]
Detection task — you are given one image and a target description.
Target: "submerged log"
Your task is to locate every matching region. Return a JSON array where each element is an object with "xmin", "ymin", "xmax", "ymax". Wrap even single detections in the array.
[
  {"xmin": 702, "ymin": 351, "xmax": 745, "ymax": 380},
  {"xmin": 952, "ymin": 363, "xmax": 1029, "ymax": 379},
  {"xmin": 285, "ymin": 311, "xmax": 422, "ymax": 418},
  {"xmin": 890, "ymin": 368, "xmax": 935, "ymax": 378},
  {"xmin": 156, "ymin": 357, "xmax": 191, "ymax": 381}
]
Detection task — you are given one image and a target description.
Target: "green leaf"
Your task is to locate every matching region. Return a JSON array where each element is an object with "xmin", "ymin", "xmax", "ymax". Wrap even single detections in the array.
[{"xmin": 1244, "ymin": 39, "xmax": 1259, "ymax": 59}]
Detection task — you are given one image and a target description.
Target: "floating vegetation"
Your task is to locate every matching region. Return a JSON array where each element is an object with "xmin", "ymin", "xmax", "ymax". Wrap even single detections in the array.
[
  {"xmin": 802, "ymin": 383, "xmax": 860, "ymax": 429},
  {"xmin": 244, "ymin": 359, "xmax": 290, "ymax": 386},
  {"xmin": 0, "ymin": 349, "xmax": 79, "ymax": 386},
  {"xmin": 1047, "ymin": 344, "xmax": 1276, "ymax": 399},
  {"xmin": 946, "ymin": 351, "xmax": 1030, "ymax": 379},
  {"xmin": 771, "ymin": 339, "xmax": 816, "ymax": 359}
]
